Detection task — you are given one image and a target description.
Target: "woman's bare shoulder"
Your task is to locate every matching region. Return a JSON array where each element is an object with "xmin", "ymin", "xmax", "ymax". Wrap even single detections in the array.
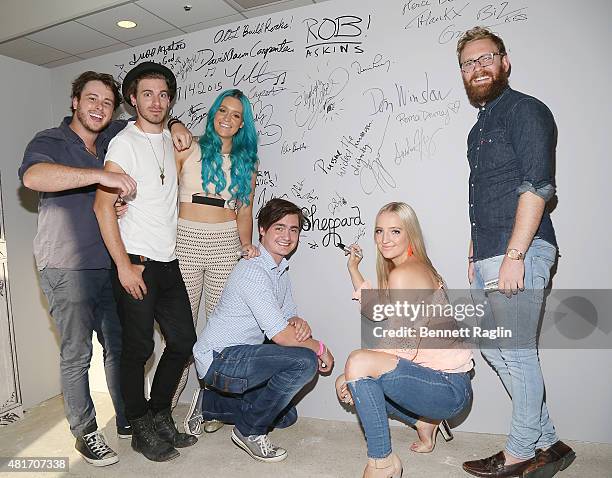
[{"xmin": 389, "ymin": 261, "xmax": 436, "ymax": 289}]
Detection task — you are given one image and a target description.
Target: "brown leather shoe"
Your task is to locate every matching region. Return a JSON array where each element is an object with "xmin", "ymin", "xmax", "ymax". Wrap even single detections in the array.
[
  {"xmin": 463, "ymin": 451, "xmax": 536, "ymax": 477},
  {"xmin": 523, "ymin": 441, "xmax": 576, "ymax": 478}
]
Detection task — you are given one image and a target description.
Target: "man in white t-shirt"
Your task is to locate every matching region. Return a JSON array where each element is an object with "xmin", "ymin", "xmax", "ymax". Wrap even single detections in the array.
[{"xmin": 93, "ymin": 62, "xmax": 197, "ymax": 462}]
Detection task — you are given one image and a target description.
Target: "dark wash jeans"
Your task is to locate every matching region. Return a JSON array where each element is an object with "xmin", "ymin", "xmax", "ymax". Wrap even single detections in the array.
[
  {"xmin": 39, "ymin": 268, "xmax": 127, "ymax": 437},
  {"xmin": 111, "ymin": 257, "xmax": 196, "ymax": 420},
  {"xmin": 199, "ymin": 388, "xmax": 299, "ymax": 430},
  {"xmin": 203, "ymin": 344, "xmax": 318, "ymax": 436}
]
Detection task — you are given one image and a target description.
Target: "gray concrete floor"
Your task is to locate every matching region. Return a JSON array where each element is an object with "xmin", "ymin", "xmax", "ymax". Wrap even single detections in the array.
[{"xmin": 0, "ymin": 393, "xmax": 610, "ymax": 478}]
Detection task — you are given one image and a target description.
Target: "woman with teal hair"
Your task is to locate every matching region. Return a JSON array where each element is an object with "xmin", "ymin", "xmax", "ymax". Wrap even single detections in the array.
[{"xmin": 171, "ymin": 89, "xmax": 259, "ymax": 417}]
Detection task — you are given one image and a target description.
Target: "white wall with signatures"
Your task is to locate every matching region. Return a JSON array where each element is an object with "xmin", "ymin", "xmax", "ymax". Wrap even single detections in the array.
[{"xmin": 47, "ymin": 0, "xmax": 612, "ymax": 443}]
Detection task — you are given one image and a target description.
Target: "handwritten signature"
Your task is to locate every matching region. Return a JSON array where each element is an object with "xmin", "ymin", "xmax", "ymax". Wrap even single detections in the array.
[
  {"xmin": 404, "ymin": 3, "xmax": 470, "ymax": 30},
  {"xmin": 291, "ymin": 179, "xmax": 319, "ymax": 204},
  {"xmin": 185, "ymin": 102, "xmax": 208, "ymax": 130},
  {"xmin": 256, "ymin": 170, "xmax": 278, "ymax": 188},
  {"xmin": 251, "ymin": 99, "xmax": 283, "ymax": 146},
  {"xmin": 352, "ymin": 53, "xmax": 392, "ymax": 75},
  {"xmin": 328, "ymin": 192, "xmax": 348, "ymax": 215},
  {"xmin": 225, "ymin": 60, "xmax": 287, "ymax": 88},
  {"xmin": 292, "ymin": 66, "xmax": 350, "ymax": 130},
  {"xmin": 359, "ymin": 114, "xmax": 397, "ymax": 195},
  {"xmin": 302, "ymin": 204, "xmax": 365, "ymax": 248},
  {"xmin": 394, "ymin": 126, "xmax": 444, "ymax": 164},
  {"xmin": 355, "ymin": 227, "xmax": 366, "ymax": 243},
  {"xmin": 477, "ymin": 2, "xmax": 528, "ymax": 25},
  {"xmin": 256, "ymin": 186, "xmax": 289, "ymax": 207}
]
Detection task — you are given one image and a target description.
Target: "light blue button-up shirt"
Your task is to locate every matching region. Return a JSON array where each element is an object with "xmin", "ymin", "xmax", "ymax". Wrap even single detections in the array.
[{"xmin": 193, "ymin": 245, "xmax": 298, "ymax": 378}]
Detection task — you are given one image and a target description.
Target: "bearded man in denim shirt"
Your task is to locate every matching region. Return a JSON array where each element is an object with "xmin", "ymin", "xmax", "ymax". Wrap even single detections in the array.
[{"xmin": 457, "ymin": 27, "xmax": 575, "ymax": 478}]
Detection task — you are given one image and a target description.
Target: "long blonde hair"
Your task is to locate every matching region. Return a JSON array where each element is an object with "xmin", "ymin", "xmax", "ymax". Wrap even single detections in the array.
[{"xmin": 375, "ymin": 202, "xmax": 444, "ymax": 290}]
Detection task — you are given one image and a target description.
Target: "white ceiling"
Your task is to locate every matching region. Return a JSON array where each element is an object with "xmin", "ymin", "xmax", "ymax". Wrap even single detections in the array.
[{"xmin": 0, "ymin": 0, "xmax": 331, "ymax": 68}]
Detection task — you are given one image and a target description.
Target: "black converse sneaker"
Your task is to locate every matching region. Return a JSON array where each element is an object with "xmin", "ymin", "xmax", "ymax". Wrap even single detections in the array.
[
  {"xmin": 117, "ymin": 424, "xmax": 132, "ymax": 439},
  {"xmin": 75, "ymin": 430, "xmax": 119, "ymax": 467}
]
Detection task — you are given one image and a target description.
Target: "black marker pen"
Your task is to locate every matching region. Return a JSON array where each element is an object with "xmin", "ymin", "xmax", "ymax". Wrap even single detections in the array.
[{"xmin": 336, "ymin": 242, "xmax": 363, "ymax": 259}]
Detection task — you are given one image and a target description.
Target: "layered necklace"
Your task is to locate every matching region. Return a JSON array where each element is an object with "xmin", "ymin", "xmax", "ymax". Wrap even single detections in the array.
[{"xmin": 137, "ymin": 124, "xmax": 166, "ymax": 185}]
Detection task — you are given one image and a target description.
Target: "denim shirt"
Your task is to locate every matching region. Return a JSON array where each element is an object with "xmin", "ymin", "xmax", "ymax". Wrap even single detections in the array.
[
  {"xmin": 467, "ymin": 87, "xmax": 557, "ymax": 261},
  {"xmin": 19, "ymin": 117, "xmax": 127, "ymax": 270}
]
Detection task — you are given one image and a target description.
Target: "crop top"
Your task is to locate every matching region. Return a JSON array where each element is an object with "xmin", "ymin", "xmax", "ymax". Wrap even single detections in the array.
[{"xmin": 178, "ymin": 142, "xmax": 236, "ymax": 209}]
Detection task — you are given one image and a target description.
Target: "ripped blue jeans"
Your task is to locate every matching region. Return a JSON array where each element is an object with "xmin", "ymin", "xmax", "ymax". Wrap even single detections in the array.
[{"xmin": 347, "ymin": 358, "xmax": 472, "ymax": 459}]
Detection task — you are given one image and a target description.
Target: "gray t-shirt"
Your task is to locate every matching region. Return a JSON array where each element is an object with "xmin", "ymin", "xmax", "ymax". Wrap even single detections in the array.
[{"xmin": 19, "ymin": 117, "xmax": 126, "ymax": 270}]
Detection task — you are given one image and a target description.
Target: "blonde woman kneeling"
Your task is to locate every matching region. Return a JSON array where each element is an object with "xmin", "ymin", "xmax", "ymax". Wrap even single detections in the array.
[{"xmin": 336, "ymin": 202, "xmax": 473, "ymax": 478}]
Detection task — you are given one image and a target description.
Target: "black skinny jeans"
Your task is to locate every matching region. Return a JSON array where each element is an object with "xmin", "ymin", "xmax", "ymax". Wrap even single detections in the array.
[{"xmin": 111, "ymin": 256, "xmax": 196, "ymax": 420}]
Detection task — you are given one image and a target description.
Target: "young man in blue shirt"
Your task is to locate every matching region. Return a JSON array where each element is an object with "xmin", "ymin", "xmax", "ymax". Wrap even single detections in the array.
[{"xmin": 189, "ymin": 198, "xmax": 334, "ymax": 463}]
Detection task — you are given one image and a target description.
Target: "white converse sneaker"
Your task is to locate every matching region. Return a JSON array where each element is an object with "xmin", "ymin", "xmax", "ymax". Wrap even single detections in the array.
[
  {"xmin": 184, "ymin": 388, "xmax": 224, "ymax": 435},
  {"xmin": 231, "ymin": 427, "xmax": 287, "ymax": 463},
  {"xmin": 184, "ymin": 389, "xmax": 204, "ymax": 436}
]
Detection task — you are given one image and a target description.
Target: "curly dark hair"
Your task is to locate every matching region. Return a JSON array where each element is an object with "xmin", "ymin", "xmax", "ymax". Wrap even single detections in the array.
[{"xmin": 70, "ymin": 71, "xmax": 121, "ymax": 112}]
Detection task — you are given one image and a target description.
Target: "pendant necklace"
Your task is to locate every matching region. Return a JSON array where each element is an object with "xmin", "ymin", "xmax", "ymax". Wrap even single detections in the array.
[{"xmin": 138, "ymin": 125, "xmax": 166, "ymax": 185}]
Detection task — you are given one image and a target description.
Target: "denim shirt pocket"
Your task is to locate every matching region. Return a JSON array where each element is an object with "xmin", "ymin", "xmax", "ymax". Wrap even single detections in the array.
[
  {"xmin": 479, "ymin": 129, "xmax": 512, "ymax": 170},
  {"xmin": 211, "ymin": 371, "xmax": 248, "ymax": 394}
]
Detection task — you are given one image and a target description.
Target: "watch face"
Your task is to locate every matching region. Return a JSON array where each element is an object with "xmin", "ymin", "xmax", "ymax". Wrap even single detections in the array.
[{"xmin": 507, "ymin": 249, "xmax": 522, "ymax": 260}]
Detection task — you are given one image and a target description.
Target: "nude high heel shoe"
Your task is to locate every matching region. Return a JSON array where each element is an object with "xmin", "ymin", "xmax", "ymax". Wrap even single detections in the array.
[
  {"xmin": 410, "ymin": 419, "xmax": 454, "ymax": 453},
  {"xmin": 363, "ymin": 452, "xmax": 403, "ymax": 478}
]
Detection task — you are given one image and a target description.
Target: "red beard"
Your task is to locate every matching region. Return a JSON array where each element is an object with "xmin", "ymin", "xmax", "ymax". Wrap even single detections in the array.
[{"xmin": 463, "ymin": 69, "xmax": 509, "ymax": 107}]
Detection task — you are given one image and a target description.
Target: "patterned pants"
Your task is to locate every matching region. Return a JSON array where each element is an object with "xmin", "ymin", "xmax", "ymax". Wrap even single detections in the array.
[{"xmin": 171, "ymin": 218, "xmax": 241, "ymax": 407}]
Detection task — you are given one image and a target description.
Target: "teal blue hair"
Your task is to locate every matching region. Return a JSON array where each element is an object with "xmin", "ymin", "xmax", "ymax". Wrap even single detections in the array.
[{"xmin": 199, "ymin": 89, "xmax": 258, "ymax": 207}]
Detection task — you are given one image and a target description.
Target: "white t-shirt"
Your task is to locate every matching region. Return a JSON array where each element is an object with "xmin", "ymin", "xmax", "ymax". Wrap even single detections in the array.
[{"xmin": 105, "ymin": 122, "xmax": 177, "ymax": 262}]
